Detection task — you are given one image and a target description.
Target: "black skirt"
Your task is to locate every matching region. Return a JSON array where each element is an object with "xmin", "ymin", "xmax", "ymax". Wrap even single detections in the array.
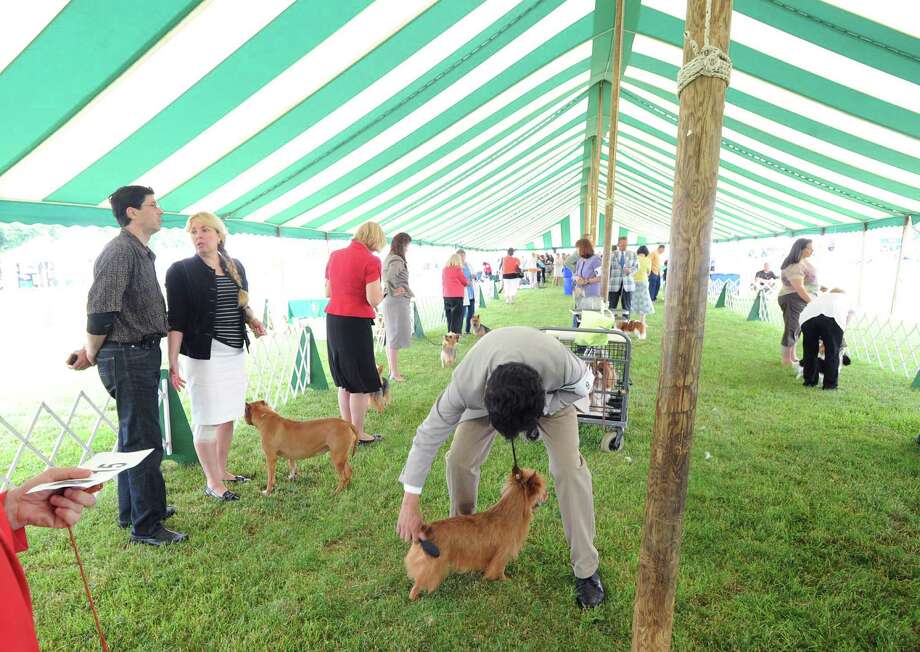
[{"xmin": 326, "ymin": 314, "xmax": 382, "ymax": 394}]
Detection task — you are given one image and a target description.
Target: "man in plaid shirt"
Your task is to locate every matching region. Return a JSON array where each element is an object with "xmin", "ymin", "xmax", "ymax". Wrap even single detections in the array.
[{"xmin": 607, "ymin": 236, "xmax": 637, "ymax": 314}]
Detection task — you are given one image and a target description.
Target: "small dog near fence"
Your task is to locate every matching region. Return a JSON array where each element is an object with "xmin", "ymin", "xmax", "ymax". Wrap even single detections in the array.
[
  {"xmin": 470, "ymin": 314, "xmax": 491, "ymax": 338},
  {"xmin": 440, "ymin": 333, "xmax": 460, "ymax": 367},
  {"xmin": 404, "ymin": 468, "xmax": 547, "ymax": 600}
]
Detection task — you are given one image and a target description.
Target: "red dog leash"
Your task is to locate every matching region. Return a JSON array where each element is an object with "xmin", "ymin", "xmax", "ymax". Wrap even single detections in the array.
[{"xmin": 67, "ymin": 526, "xmax": 109, "ymax": 652}]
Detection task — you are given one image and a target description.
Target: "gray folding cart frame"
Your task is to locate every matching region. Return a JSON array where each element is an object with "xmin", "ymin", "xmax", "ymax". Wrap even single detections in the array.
[{"xmin": 541, "ymin": 326, "xmax": 632, "ymax": 452}]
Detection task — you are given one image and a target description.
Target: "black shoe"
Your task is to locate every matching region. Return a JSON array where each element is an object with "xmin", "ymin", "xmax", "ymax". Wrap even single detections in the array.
[
  {"xmin": 130, "ymin": 525, "xmax": 188, "ymax": 546},
  {"xmin": 119, "ymin": 504, "xmax": 177, "ymax": 529},
  {"xmin": 204, "ymin": 486, "xmax": 240, "ymax": 501},
  {"xmin": 575, "ymin": 571, "xmax": 606, "ymax": 609}
]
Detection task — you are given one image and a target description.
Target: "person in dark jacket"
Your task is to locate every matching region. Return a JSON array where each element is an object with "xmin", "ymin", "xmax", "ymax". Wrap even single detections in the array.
[{"xmin": 166, "ymin": 212, "xmax": 265, "ymax": 502}]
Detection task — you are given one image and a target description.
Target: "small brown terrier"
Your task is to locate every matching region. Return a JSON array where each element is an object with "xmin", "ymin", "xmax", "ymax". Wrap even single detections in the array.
[
  {"xmin": 469, "ymin": 314, "xmax": 491, "ymax": 338},
  {"xmin": 244, "ymin": 401, "xmax": 357, "ymax": 496},
  {"xmin": 440, "ymin": 333, "xmax": 460, "ymax": 367},
  {"xmin": 404, "ymin": 468, "xmax": 548, "ymax": 600},
  {"xmin": 369, "ymin": 365, "xmax": 391, "ymax": 413}
]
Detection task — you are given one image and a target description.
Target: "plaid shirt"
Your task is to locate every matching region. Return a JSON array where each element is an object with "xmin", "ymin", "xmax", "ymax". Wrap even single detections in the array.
[
  {"xmin": 86, "ymin": 229, "xmax": 168, "ymax": 342},
  {"xmin": 607, "ymin": 249, "xmax": 638, "ymax": 292}
]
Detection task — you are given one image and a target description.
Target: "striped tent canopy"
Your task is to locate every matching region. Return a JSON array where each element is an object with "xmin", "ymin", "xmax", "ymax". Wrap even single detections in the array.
[{"xmin": 0, "ymin": 0, "xmax": 917, "ymax": 250}]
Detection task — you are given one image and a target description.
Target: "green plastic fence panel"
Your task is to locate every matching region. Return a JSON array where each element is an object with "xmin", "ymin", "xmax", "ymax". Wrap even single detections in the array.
[
  {"xmin": 493, "ymin": 279, "xmax": 500, "ymax": 300},
  {"xmin": 290, "ymin": 326, "xmax": 329, "ymax": 391},
  {"xmin": 715, "ymin": 284, "xmax": 728, "ymax": 308},
  {"xmin": 159, "ymin": 369, "xmax": 198, "ymax": 465},
  {"xmin": 912, "ymin": 369, "xmax": 919, "ymax": 390},
  {"xmin": 413, "ymin": 302, "xmax": 425, "ymax": 339},
  {"xmin": 747, "ymin": 290, "xmax": 767, "ymax": 321},
  {"xmin": 479, "ymin": 284, "xmax": 487, "ymax": 308}
]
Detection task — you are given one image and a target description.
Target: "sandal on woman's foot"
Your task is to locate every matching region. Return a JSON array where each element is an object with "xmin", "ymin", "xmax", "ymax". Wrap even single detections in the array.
[
  {"xmin": 226, "ymin": 474, "xmax": 250, "ymax": 483},
  {"xmin": 204, "ymin": 486, "xmax": 240, "ymax": 501},
  {"xmin": 358, "ymin": 434, "xmax": 383, "ymax": 446},
  {"xmin": 389, "ymin": 375, "xmax": 406, "ymax": 382}
]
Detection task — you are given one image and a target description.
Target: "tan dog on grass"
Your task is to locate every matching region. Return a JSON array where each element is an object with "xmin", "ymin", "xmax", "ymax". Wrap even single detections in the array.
[
  {"xmin": 404, "ymin": 468, "xmax": 547, "ymax": 600},
  {"xmin": 244, "ymin": 401, "xmax": 357, "ymax": 496},
  {"xmin": 440, "ymin": 333, "xmax": 460, "ymax": 367}
]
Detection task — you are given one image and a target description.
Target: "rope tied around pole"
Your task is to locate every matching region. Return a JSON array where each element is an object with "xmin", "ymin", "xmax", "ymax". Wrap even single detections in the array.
[{"xmin": 676, "ymin": 0, "xmax": 732, "ymax": 97}]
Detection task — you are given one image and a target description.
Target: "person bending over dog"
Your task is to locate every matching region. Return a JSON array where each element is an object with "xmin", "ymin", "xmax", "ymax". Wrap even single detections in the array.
[{"xmin": 396, "ymin": 327, "xmax": 605, "ymax": 609}]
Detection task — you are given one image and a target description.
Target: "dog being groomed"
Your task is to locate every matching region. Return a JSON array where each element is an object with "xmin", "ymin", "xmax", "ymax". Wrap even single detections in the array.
[
  {"xmin": 404, "ymin": 468, "xmax": 547, "ymax": 600},
  {"xmin": 244, "ymin": 401, "xmax": 358, "ymax": 496}
]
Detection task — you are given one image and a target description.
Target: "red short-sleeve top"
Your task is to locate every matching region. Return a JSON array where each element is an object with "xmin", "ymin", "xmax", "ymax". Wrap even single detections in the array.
[{"xmin": 325, "ymin": 240, "xmax": 381, "ymax": 318}]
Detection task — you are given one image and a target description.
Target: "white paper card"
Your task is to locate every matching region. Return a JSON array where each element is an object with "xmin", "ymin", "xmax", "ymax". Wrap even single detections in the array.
[{"xmin": 27, "ymin": 449, "xmax": 154, "ymax": 493}]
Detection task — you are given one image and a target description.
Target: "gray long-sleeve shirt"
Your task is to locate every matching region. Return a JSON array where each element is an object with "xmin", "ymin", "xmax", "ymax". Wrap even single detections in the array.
[
  {"xmin": 383, "ymin": 253, "xmax": 413, "ymax": 298},
  {"xmin": 399, "ymin": 327, "xmax": 590, "ymax": 493}
]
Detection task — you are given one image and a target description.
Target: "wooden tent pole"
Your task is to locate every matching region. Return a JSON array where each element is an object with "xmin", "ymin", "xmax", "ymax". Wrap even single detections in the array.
[
  {"xmin": 590, "ymin": 83, "xmax": 605, "ymax": 242},
  {"xmin": 631, "ymin": 1, "xmax": 733, "ymax": 650},
  {"xmin": 599, "ymin": 0, "xmax": 626, "ymax": 301},
  {"xmin": 890, "ymin": 216, "xmax": 910, "ymax": 316}
]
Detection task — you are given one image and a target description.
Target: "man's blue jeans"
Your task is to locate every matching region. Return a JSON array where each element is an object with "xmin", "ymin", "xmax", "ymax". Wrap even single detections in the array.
[{"xmin": 96, "ymin": 342, "xmax": 167, "ymax": 537}]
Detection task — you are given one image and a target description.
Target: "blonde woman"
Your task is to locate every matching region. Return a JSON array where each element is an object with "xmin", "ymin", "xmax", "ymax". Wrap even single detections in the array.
[
  {"xmin": 165, "ymin": 212, "xmax": 266, "ymax": 502},
  {"xmin": 325, "ymin": 221, "xmax": 387, "ymax": 445},
  {"xmin": 442, "ymin": 253, "xmax": 469, "ymax": 334}
]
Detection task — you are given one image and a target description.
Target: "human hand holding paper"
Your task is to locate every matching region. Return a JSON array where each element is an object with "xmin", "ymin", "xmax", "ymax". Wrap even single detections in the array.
[{"xmin": 26, "ymin": 449, "xmax": 154, "ymax": 494}]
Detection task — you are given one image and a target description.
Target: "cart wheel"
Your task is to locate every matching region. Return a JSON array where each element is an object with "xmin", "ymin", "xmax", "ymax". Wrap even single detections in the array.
[{"xmin": 600, "ymin": 428, "xmax": 624, "ymax": 452}]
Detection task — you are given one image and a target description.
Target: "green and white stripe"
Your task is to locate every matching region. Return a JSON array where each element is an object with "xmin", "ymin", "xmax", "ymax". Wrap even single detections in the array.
[{"xmin": 0, "ymin": 0, "xmax": 916, "ymax": 248}]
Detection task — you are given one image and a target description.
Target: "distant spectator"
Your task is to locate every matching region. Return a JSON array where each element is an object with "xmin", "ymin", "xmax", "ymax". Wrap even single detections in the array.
[
  {"xmin": 501, "ymin": 248, "xmax": 522, "ymax": 305},
  {"xmin": 525, "ymin": 253, "xmax": 540, "ymax": 289},
  {"xmin": 457, "ymin": 249, "xmax": 477, "ymax": 335},
  {"xmin": 631, "ymin": 245, "xmax": 655, "ymax": 339},
  {"xmin": 777, "ymin": 238, "xmax": 819, "ymax": 367},
  {"xmin": 443, "ymin": 253, "xmax": 469, "ymax": 333},
  {"xmin": 607, "ymin": 236, "xmax": 637, "ymax": 315},
  {"xmin": 649, "ymin": 244, "xmax": 665, "ymax": 301},
  {"xmin": 553, "ymin": 249, "xmax": 565, "ymax": 286},
  {"xmin": 799, "ymin": 289, "xmax": 854, "ymax": 390},
  {"xmin": 573, "ymin": 238, "xmax": 602, "ymax": 325},
  {"xmin": 382, "ymin": 232, "xmax": 413, "ymax": 382},
  {"xmin": 753, "ymin": 263, "xmax": 778, "ymax": 291}
]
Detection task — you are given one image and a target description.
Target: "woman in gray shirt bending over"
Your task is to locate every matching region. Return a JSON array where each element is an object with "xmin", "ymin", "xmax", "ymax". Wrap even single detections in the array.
[{"xmin": 382, "ymin": 232, "xmax": 414, "ymax": 382}]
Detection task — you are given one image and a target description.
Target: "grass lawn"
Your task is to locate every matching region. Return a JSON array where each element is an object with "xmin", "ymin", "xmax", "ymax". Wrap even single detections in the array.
[{"xmin": 22, "ymin": 287, "xmax": 919, "ymax": 651}]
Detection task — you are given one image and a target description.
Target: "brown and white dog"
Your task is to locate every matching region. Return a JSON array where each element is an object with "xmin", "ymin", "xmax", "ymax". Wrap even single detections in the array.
[
  {"xmin": 244, "ymin": 401, "xmax": 358, "ymax": 496},
  {"xmin": 404, "ymin": 468, "xmax": 548, "ymax": 600},
  {"xmin": 589, "ymin": 359, "xmax": 618, "ymax": 410},
  {"xmin": 470, "ymin": 314, "xmax": 491, "ymax": 338},
  {"xmin": 440, "ymin": 333, "xmax": 460, "ymax": 367},
  {"xmin": 616, "ymin": 319, "xmax": 646, "ymax": 339}
]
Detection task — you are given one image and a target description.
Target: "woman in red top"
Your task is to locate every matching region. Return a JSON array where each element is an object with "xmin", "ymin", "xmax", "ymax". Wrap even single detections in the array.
[
  {"xmin": 442, "ymin": 253, "xmax": 469, "ymax": 335},
  {"xmin": 325, "ymin": 222, "xmax": 386, "ymax": 445},
  {"xmin": 501, "ymin": 247, "xmax": 522, "ymax": 305}
]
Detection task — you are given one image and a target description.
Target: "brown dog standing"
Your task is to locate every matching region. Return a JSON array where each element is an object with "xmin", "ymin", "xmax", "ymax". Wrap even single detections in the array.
[
  {"xmin": 244, "ymin": 401, "xmax": 358, "ymax": 496},
  {"xmin": 404, "ymin": 468, "xmax": 547, "ymax": 600}
]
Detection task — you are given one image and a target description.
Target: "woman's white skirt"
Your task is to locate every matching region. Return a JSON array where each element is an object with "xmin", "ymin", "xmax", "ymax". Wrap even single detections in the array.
[
  {"xmin": 503, "ymin": 277, "xmax": 520, "ymax": 298},
  {"xmin": 182, "ymin": 339, "xmax": 246, "ymax": 426}
]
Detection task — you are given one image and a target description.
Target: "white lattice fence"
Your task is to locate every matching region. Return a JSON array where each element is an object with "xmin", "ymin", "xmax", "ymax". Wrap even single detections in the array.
[
  {"xmin": 1, "ymin": 324, "xmax": 317, "ymax": 490},
  {"xmin": 247, "ymin": 321, "xmax": 313, "ymax": 409},
  {"xmin": 710, "ymin": 282, "xmax": 919, "ymax": 378}
]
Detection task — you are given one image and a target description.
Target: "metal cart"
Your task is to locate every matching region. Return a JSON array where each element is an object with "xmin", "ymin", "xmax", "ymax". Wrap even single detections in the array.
[{"xmin": 541, "ymin": 325, "xmax": 632, "ymax": 452}]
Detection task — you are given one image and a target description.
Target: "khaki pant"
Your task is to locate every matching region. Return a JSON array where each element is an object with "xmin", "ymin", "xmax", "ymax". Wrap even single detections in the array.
[{"xmin": 445, "ymin": 405, "xmax": 599, "ymax": 578}]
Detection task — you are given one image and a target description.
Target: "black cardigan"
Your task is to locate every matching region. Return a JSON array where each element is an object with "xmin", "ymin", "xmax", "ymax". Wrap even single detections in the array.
[{"xmin": 165, "ymin": 255, "xmax": 250, "ymax": 359}]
